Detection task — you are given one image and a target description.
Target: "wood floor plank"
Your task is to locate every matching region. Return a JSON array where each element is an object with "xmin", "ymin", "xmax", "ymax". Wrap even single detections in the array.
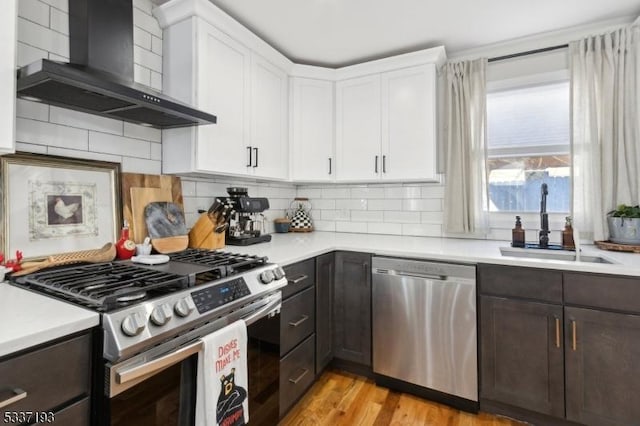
[{"xmin": 280, "ymin": 369, "xmax": 525, "ymax": 426}]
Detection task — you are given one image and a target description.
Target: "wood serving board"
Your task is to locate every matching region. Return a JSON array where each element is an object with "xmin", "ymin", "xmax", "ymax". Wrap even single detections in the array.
[
  {"xmin": 121, "ymin": 173, "xmax": 184, "ymax": 243},
  {"xmin": 595, "ymin": 240, "xmax": 640, "ymax": 253}
]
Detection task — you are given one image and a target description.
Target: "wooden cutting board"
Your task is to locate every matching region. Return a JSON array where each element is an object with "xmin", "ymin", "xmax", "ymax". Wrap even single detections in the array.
[
  {"xmin": 130, "ymin": 187, "xmax": 172, "ymax": 243},
  {"xmin": 121, "ymin": 173, "xmax": 184, "ymax": 243}
]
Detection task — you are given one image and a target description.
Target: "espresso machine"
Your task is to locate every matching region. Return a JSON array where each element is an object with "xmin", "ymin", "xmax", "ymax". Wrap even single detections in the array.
[{"xmin": 221, "ymin": 187, "xmax": 271, "ymax": 246}]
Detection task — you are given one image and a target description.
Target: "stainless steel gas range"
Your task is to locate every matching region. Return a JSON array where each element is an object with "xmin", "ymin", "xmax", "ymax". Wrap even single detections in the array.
[{"xmin": 12, "ymin": 248, "xmax": 287, "ymax": 426}]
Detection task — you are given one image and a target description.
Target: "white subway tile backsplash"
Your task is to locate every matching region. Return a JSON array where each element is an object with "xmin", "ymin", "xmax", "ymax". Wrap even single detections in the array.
[
  {"xmin": 17, "ymin": 42, "xmax": 47, "ymax": 67},
  {"xmin": 421, "ymin": 211, "xmax": 444, "ymax": 223},
  {"xmin": 133, "ymin": 0, "xmax": 153, "ymax": 15},
  {"xmin": 368, "ymin": 222, "xmax": 402, "ymax": 235},
  {"xmin": 150, "ymin": 143, "xmax": 162, "ymax": 161},
  {"xmin": 48, "ymin": 52, "xmax": 68, "ymax": 61},
  {"xmin": 321, "ymin": 187, "xmax": 350, "ymax": 199},
  {"xmin": 49, "ymin": 7, "xmax": 68, "ymax": 35},
  {"xmin": 421, "ymin": 185, "xmax": 445, "ymax": 198},
  {"xmin": 16, "ymin": 118, "xmax": 88, "ymax": 150},
  {"xmin": 121, "ymin": 157, "xmax": 161, "ymax": 174},
  {"xmin": 403, "ymin": 198, "xmax": 442, "ymax": 211},
  {"xmin": 351, "ymin": 186, "xmax": 385, "ymax": 199},
  {"xmin": 123, "ymin": 122, "xmax": 161, "ymax": 142},
  {"xmin": 322, "ymin": 210, "xmax": 350, "ymax": 221},
  {"xmin": 336, "ymin": 221, "xmax": 367, "ymax": 233},
  {"xmin": 384, "ymin": 211, "xmax": 420, "ymax": 223},
  {"xmin": 351, "ymin": 210, "xmax": 383, "ymax": 222},
  {"xmin": 336, "ymin": 199, "xmax": 368, "ymax": 210},
  {"xmin": 134, "ymin": 64, "xmax": 152, "ymax": 86},
  {"xmin": 134, "ymin": 26, "xmax": 152, "ymax": 50},
  {"xmin": 89, "ymin": 132, "xmax": 150, "ymax": 158},
  {"xmin": 18, "ymin": 17, "xmax": 69, "ymax": 58},
  {"xmin": 311, "ymin": 199, "xmax": 336, "ymax": 210},
  {"xmin": 47, "ymin": 147, "xmax": 122, "ymax": 163},
  {"xmin": 133, "ymin": 7, "xmax": 162, "ymax": 38},
  {"xmin": 15, "ymin": 142, "xmax": 48, "ymax": 154},
  {"xmin": 150, "ymin": 71, "xmax": 162, "ymax": 91},
  {"xmin": 402, "ymin": 223, "xmax": 442, "ymax": 237},
  {"xmin": 18, "ymin": 0, "xmax": 50, "ymax": 27},
  {"xmin": 50, "ymin": 106, "xmax": 123, "ymax": 135},
  {"xmin": 383, "ymin": 185, "xmax": 421, "ymax": 199},
  {"xmin": 16, "ymin": 99, "xmax": 49, "ymax": 121},
  {"xmin": 195, "ymin": 181, "xmax": 228, "ymax": 197},
  {"xmin": 368, "ymin": 199, "xmax": 401, "ymax": 211},
  {"xmin": 297, "ymin": 188, "xmax": 322, "ymax": 198},
  {"xmin": 181, "ymin": 181, "xmax": 197, "ymax": 197},
  {"xmin": 39, "ymin": 0, "xmax": 67, "ymax": 12},
  {"xmin": 134, "ymin": 45, "xmax": 162, "ymax": 73},
  {"xmin": 313, "ymin": 221, "xmax": 336, "ymax": 232},
  {"xmin": 151, "ymin": 36, "xmax": 163, "ymax": 55}
]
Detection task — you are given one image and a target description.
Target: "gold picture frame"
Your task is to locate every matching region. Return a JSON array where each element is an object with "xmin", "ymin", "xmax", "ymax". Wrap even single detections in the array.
[{"xmin": 1, "ymin": 152, "xmax": 121, "ymax": 259}]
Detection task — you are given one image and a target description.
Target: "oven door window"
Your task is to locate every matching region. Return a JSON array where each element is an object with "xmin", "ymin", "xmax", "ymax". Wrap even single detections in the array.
[{"xmin": 110, "ymin": 355, "xmax": 197, "ymax": 426}]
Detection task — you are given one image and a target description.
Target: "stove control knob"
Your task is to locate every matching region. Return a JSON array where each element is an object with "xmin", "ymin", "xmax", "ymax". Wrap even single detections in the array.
[
  {"xmin": 273, "ymin": 267, "xmax": 285, "ymax": 280},
  {"xmin": 260, "ymin": 270, "xmax": 275, "ymax": 284},
  {"xmin": 121, "ymin": 312, "xmax": 146, "ymax": 337},
  {"xmin": 174, "ymin": 297, "xmax": 196, "ymax": 318},
  {"xmin": 150, "ymin": 303, "xmax": 173, "ymax": 326}
]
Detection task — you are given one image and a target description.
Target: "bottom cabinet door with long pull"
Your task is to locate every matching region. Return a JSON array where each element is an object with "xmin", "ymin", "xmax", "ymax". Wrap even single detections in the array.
[
  {"xmin": 565, "ymin": 307, "xmax": 640, "ymax": 426},
  {"xmin": 479, "ymin": 296, "xmax": 565, "ymax": 417}
]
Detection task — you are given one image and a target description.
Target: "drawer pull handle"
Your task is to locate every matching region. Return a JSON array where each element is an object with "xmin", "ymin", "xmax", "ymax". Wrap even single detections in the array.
[
  {"xmin": 289, "ymin": 368, "xmax": 309, "ymax": 385},
  {"xmin": 571, "ymin": 320, "xmax": 577, "ymax": 351},
  {"xmin": 288, "ymin": 315, "xmax": 309, "ymax": 327},
  {"xmin": 0, "ymin": 388, "xmax": 27, "ymax": 409},
  {"xmin": 288, "ymin": 274, "xmax": 308, "ymax": 285},
  {"xmin": 555, "ymin": 317, "xmax": 561, "ymax": 348}
]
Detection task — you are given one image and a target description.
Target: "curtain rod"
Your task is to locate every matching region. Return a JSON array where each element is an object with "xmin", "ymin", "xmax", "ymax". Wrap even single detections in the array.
[{"xmin": 488, "ymin": 44, "xmax": 569, "ymax": 63}]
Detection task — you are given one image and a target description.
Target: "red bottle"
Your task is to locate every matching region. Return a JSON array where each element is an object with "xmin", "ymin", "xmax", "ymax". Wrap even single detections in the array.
[{"xmin": 115, "ymin": 221, "xmax": 136, "ymax": 260}]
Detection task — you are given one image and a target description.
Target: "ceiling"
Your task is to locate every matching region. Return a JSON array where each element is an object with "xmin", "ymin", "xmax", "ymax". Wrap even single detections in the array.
[{"xmin": 156, "ymin": 0, "xmax": 640, "ymax": 67}]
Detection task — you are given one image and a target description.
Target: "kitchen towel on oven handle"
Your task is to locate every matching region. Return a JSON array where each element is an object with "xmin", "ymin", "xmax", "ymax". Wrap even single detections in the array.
[{"xmin": 196, "ymin": 320, "xmax": 249, "ymax": 426}]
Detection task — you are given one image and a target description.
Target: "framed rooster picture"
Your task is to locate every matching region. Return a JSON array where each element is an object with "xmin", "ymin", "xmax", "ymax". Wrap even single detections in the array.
[{"xmin": 0, "ymin": 153, "xmax": 121, "ymax": 259}]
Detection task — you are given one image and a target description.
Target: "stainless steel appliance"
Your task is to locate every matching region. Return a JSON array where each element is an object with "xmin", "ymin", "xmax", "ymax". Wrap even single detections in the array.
[
  {"xmin": 222, "ymin": 187, "xmax": 272, "ymax": 246},
  {"xmin": 12, "ymin": 249, "xmax": 286, "ymax": 425},
  {"xmin": 372, "ymin": 257, "xmax": 478, "ymax": 411}
]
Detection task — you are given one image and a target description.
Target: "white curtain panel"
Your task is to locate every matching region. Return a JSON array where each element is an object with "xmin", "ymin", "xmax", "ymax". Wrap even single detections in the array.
[
  {"xmin": 443, "ymin": 58, "xmax": 489, "ymax": 234},
  {"xmin": 570, "ymin": 24, "xmax": 640, "ymax": 241}
]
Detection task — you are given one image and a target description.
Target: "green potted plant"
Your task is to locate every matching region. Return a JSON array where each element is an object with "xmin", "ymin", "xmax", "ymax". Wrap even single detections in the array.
[{"xmin": 607, "ymin": 204, "xmax": 640, "ymax": 245}]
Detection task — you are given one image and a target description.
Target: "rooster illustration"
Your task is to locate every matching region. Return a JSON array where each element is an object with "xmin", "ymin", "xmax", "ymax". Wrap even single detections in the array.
[{"xmin": 54, "ymin": 197, "xmax": 80, "ymax": 220}]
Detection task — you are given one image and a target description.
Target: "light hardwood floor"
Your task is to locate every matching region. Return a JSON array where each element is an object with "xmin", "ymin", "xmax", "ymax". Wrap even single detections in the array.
[{"xmin": 280, "ymin": 369, "xmax": 525, "ymax": 426}]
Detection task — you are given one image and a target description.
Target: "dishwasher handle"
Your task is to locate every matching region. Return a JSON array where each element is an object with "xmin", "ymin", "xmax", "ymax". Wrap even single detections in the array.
[{"xmin": 373, "ymin": 268, "xmax": 447, "ymax": 281}]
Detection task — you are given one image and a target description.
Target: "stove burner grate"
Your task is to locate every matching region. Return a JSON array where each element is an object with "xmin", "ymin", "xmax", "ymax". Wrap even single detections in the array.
[{"xmin": 169, "ymin": 249, "xmax": 268, "ymax": 281}]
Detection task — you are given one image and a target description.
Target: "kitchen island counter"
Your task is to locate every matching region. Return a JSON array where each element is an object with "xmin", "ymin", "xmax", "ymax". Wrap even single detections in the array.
[
  {"xmin": 0, "ymin": 284, "xmax": 99, "ymax": 357},
  {"xmin": 236, "ymin": 232, "xmax": 640, "ymax": 277}
]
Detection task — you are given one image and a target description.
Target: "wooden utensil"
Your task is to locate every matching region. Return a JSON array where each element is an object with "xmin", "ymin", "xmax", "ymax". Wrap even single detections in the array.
[
  {"xmin": 130, "ymin": 187, "xmax": 173, "ymax": 243},
  {"xmin": 121, "ymin": 173, "xmax": 184, "ymax": 243},
  {"xmin": 189, "ymin": 212, "xmax": 225, "ymax": 249},
  {"xmin": 144, "ymin": 202, "xmax": 189, "ymax": 253},
  {"xmin": 13, "ymin": 243, "xmax": 117, "ymax": 276}
]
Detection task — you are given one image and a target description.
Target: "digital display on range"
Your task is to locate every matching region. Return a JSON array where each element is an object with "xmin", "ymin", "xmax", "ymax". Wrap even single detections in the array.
[{"xmin": 191, "ymin": 277, "xmax": 251, "ymax": 314}]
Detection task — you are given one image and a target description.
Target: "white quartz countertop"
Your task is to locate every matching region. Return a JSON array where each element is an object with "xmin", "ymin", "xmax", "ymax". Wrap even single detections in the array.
[
  {"xmin": 235, "ymin": 232, "xmax": 640, "ymax": 277},
  {"xmin": 0, "ymin": 284, "xmax": 99, "ymax": 357}
]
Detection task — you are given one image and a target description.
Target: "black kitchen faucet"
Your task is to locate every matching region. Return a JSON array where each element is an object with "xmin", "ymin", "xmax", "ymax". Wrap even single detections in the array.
[{"xmin": 539, "ymin": 183, "xmax": 550, "ymax": 248}]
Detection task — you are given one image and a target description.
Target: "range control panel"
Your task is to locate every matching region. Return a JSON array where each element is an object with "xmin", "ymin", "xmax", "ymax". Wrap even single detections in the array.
[{"xmin": 191, "ymin": 277, "xmax": 251, "ymax": 314}]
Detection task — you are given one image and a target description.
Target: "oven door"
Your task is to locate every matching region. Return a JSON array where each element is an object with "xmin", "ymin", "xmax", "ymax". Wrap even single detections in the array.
[{"xmin": 102, "ymin": 293, "xmax": 281, "ymax": 426}]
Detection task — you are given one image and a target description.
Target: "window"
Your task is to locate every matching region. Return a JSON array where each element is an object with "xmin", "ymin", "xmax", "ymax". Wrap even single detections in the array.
[{"xmin": 486, "ymin": 79, "xmax": 570, "ymax": 212}]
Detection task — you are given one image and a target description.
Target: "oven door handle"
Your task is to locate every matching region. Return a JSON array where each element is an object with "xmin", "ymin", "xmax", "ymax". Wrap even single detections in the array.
[
  {"xmin": 116, "ymin": 340, "xmax": 203, "ymax": 385},
  {"xmin": 241, "ymin": 297, "xmax": 281, "ymax": 326}
]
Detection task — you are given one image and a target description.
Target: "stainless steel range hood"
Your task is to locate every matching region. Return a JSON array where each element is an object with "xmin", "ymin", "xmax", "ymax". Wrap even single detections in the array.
[{"xmin": 16, "ymin": 0, "xmax": 216, "ymax": 129}]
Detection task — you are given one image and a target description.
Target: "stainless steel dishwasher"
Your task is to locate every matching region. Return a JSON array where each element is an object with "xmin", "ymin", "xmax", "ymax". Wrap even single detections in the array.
[{"xmin": 372, "ymin": 256, "xmax": 478, "ymax": 404}]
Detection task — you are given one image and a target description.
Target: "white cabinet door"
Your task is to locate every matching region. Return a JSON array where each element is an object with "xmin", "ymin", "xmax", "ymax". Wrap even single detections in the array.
[
  {"xmin": 381, "ymin": 64, "xmax": 437, "ymax": 181},
  {"xmin": 290, "ymin": 78, "xmax": 334, "ymax": 182},
  {"xmin": 196, "ymin": 23, "xmax": 251, "ymax": 175},
  {"xmin": 250, "ymin": 55, "xmax": 288, "ymax": 180},
  {"xmin": 336, "ymin": 75, "xmax": 381, "ymax": 181},
  {"xmin": 0, "ymin": 0, "xmax": 17, "ymax": 155}
]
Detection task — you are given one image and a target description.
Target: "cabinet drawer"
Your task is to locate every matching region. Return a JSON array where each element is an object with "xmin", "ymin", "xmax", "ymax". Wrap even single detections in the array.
[
  {"xmin": 279, "ymin": 334, "xmax": 315, "ymax": 417},
  {"xmin": 282, "ymin": 259, "xmax": 315, "ymax": 299},
  {"xmin": 478, "ymin": 264, "xmax": 562, "ymax": 303},
  {"xmin": 53, "ymin": 397, "xmax": 90, "ymax": 426},
  {"xmin": 281, "ymin": 286, "xmax": 315, "ymax": 356},
  {"xmin": 0, "ymin": 333, "xmax": 91, "ymax": 415},
  {"xmin": 564, "ymin": 272, "xmax": 640, "ymax": 313}
]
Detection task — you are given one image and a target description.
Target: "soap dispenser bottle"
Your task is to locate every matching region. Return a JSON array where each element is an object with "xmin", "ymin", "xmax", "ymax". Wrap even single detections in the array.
[
  {"xmin": 562, "ymin": 216, "xmax": 575, "ymax": 249},
  {"xmin": 512, "ymin": 216, "xmax": 525, "ymax": 248}
]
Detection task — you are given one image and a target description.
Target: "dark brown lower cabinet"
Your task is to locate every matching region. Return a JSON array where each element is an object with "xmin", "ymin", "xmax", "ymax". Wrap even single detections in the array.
[
  {"xmin": 480, "ymin": 296, "xmax": 564, "ymax": 418},
  {"xmin": 315, "ymin": 252, "xmax": 334, "ymax": 374},
  {"xmin": 565, "ymin": 307, "xmax": 640, "ymax": 426}
]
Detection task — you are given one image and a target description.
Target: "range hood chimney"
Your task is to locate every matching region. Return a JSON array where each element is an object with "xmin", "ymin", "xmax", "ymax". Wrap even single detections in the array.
[{"xmin": 16, "ymin": 0, "xmax": 216, "ymax": 129}]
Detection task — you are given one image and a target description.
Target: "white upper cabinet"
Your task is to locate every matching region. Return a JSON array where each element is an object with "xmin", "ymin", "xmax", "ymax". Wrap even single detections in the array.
[
  {"xmin": 290, "ymin": 78, "xmax": 334, "ymax": 182},
  {"xmin": 156, "ymin": 0, "xmax": 291, "ymax": 180},
  {"xmin": 0, "ymin": 0, "xmax": 17, "ymax": 155},
  {"xmin": 336, "ymin": 75, "xmax": 381, "ymax": 181},
  {"xmin": 249, "ymin": 55, "xmax": 288, "ymax": 180},
  {"xmin": 381, "ymin": 64, "xmax": 437, "ymax": 181}
]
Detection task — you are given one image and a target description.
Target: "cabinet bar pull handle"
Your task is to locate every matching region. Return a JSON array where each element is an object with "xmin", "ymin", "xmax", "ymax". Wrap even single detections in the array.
[
  {"xmin": 571, "ymin": 320, "xmax": 577, "ymax": 351},
  {"xmin": 246, "ymin": 146, "xmax": 252, "ymax": 167},
  {"xmin": 253, "ymin": 147, "xmax": 259, "ymax": 168},
  {"xmin": 288, "ymin": 274, "xmax": 308, "ymax": 284},
  {"xmin": 328, "ymin": 158, "xmax": 332, "ymax": 175},
  {"xmin": 0, "ymin": 388, "xmax": 27, "ymax": 409},
  {"xmin": 383, "ymin": 155, "xmax": 387, "ymax": 173},
  {"xmin": 288, "ymin": 315, "xmax": 309, "ymax": 327},
  {"xmin": 289, "ymin": 368, "xmax": 309, "ymax": 384},
  {"xmin": 555, "ymin": 317, "xmax": 561, "ymax": 348},
  {"xmin": 375, "ymin": 155, "xmax": 379, "ymax": 173}
]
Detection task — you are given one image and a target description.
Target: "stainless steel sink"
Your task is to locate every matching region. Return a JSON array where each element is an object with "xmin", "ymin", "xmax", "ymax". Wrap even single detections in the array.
[{"xmin": 500, "ymin": 247, "xmax": 617, "ymax": 264}]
